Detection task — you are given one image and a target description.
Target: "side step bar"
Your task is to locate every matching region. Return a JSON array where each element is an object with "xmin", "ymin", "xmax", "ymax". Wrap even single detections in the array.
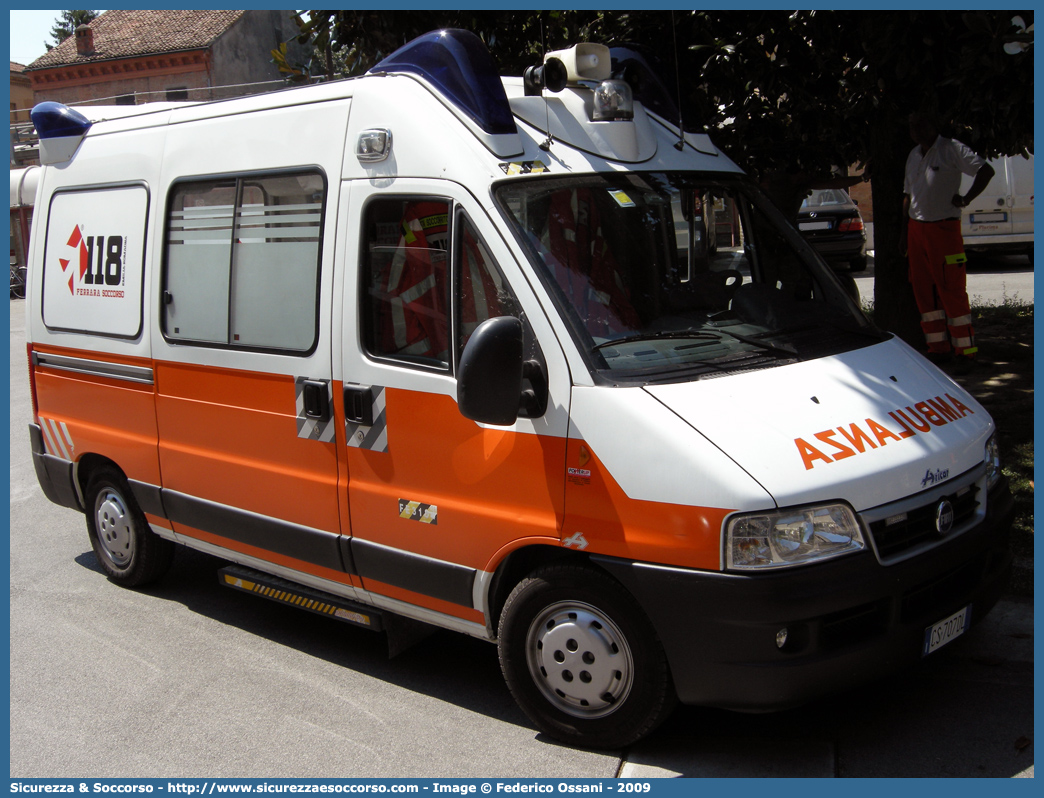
[
  {"xmin": 219, "ymin": 565, "xmax": 384, "ymax": 631},
  {"xmin": 217, "ymin": 564, "xmax": 436, "ymax": 656}
]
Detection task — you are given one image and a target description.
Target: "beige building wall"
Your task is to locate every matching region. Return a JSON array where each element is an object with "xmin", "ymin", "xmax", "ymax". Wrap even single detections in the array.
[{"xmin": 10, "ymin": 64, "xmax": 34, "ymax": 122}]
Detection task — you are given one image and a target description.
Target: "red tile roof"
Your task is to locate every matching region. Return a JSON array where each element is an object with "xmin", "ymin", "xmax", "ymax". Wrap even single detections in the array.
[{"xmin": 26, "ymin": 10, "xmax": 246, "ymax": 70}]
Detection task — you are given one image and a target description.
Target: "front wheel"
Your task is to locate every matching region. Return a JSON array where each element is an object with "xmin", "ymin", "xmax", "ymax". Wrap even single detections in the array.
[
  {"xmin": 497, "ymin": 564, "xmax": 675, "ymax": 749},
  {"xmin": 85, "ymin": 466, "xmax": 174, "ymax": 587}
]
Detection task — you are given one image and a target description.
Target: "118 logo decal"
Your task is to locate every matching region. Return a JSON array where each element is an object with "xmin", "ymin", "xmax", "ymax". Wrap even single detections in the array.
[{"xmin": 59, "ymin": 225, "xmax": 125, "ymax": 296}]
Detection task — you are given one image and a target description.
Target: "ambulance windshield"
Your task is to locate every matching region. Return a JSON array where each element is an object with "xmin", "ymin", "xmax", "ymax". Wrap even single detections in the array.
[{"xmin": 495, "ymin": 172, "xmax": 886, "ymax": 383}]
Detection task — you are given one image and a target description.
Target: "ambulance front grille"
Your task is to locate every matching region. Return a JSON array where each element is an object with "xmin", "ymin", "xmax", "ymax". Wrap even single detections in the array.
[{"xmin": 868, "ymin": 481, "xmax": 981, "ymax": 562}]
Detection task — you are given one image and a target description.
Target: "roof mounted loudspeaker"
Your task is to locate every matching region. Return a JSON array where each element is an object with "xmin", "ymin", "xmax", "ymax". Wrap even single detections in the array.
[
  {"xmin": 545, "ymin": 43, "xmax": 611, "ymax": 84},
  {"xmin": 523, "ymin": 58, "xmax": 568, "ymax": 97}
]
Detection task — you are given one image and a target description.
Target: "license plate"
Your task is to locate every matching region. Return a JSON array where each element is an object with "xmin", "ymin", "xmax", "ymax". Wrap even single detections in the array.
[
  {"xmin": 969, "ymin": 212, "xmax": 1007, "ymax": 224},
  {"xmin": 923, "ymin": 604, "xmax": 971, "ymax": 656},
  {"xmin": 799, "ymin": 221, "xmax": 832, "ymax": 231}
]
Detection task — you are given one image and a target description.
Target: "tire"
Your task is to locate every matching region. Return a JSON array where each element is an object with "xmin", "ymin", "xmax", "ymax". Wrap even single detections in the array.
[
  {"xmin": 85, "ymin": 466, "xmax": 174, "ymax": 587},
  {"xmin": 12, "ymin": 266, "xmax": 27, "ymax": 298},
  {"xmin": 849, "ymin": 254, "xmax": 868, "ymax": 273},
  {"xmin": 497, "ymin": 564, "xmax": 676, "ymax": 749}
]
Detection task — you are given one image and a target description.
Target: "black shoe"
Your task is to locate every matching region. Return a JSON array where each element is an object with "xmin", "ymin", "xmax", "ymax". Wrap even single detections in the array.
[{"xmin": 925, "ymin": 351, "xmax": 953, "ymax": 365}]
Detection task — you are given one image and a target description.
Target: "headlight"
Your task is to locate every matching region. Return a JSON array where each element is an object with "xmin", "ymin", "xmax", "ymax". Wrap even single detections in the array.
[
  {"xmin": 985, "ymin": 434, "xmax": 1002, "ymax": 490},
  {"xmin": 726, "ymin": 504, "xmax": 864, "ymax": 571}
]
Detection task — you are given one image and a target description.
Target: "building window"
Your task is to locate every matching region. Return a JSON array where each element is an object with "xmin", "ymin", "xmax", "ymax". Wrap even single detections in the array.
[
  {"xmin": 166, "ymin": 87, "xmax": 189, "ymax": 102},
  {"xmin": 115, "ymin": 94, "xmax": 136, "ymax": 106}
]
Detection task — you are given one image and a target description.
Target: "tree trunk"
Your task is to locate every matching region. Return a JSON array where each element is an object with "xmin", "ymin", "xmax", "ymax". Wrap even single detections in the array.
[{"xmin": 869, "ymin": 114, "xmax": 924, "ymax": 350}]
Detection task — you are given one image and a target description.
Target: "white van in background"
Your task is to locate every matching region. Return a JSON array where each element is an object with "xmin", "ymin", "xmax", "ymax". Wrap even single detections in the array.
[{"xmin": 961, "ymin": 154, "xmax": 1033, "ymax": 263}]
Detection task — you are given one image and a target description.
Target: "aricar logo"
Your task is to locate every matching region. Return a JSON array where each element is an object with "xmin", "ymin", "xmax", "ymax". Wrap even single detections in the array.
[{"xmin": 58, "ymin": 225, "xmax": 126, "ymax": 298}]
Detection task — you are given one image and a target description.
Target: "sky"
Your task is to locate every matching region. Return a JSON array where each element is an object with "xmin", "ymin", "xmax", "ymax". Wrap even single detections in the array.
[{"xmin": 10, "ymin": 9, "xmax": 107, "ymax": 67}]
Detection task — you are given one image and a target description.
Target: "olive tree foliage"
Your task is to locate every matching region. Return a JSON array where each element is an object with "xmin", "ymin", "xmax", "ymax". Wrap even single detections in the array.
[
  {"xmin": 842, "ymin": 11, "xmax": 1033, "ymax": 342},
  {"xmin": 672, "ymin": 10, "xmax": 1034, "ymax": 342},
  {"xmin": 271, "ymin": 11, "xmax": 559, "ymax": 81},
  {"xmin": 276, "ymin": 10, "xmax": 1033, "ymax": 343}
]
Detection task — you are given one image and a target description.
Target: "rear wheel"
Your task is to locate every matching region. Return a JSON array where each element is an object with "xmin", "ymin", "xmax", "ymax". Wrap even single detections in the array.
[
  {"xmin": 497, "ymin": 564, "xmax": 675, "ymax": 749},
  {"xmin": 85, "ymin": 466, "xmax": 174, "ymax": 587},
  {"xmin": 849, "ymin": 254, "xmax": 868, "ymax": 273}
]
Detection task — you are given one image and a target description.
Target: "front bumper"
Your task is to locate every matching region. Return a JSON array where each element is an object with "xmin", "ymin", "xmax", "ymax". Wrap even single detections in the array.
[{"xmin": 595, "ymin": 479, "xmax": 1015, "ymax": 711}]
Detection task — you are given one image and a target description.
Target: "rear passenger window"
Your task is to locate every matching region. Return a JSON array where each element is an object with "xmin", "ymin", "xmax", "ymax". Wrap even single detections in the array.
[{"xmin": 163, "ymin": 170, "xmax": 325, "ymax": 353}]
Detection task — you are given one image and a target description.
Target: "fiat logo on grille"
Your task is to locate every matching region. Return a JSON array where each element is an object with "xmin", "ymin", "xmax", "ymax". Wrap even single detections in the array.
[{"xmin": 935, "ymin": 500, "xmax": 955, "ymax": 535}]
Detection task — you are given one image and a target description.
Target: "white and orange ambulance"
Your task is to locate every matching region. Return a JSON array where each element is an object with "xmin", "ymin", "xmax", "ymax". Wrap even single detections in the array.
[{"xmin": 26, "ymin": 30, "xmax": 1014, "ymax": 749}]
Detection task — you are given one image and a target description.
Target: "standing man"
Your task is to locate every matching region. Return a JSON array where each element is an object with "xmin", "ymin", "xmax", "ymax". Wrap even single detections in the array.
[{"xmin": 901, "ymin": 111, "xmax": 995, "ymax": 367}]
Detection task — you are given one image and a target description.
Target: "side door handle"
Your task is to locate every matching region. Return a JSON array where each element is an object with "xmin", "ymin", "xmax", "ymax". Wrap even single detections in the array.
[
  {"xmin": 302, "ymin": 380, "xmax": 331, "ymax": 422},
  {"xmin": 344, "ymin": 385, "xmax": 374, "ymax": 426}
]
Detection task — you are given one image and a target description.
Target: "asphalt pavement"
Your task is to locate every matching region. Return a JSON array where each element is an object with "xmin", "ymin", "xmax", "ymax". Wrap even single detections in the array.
[{"xmin": 8, "ymin": 296, "xmax": 1034, "ymax": 779}]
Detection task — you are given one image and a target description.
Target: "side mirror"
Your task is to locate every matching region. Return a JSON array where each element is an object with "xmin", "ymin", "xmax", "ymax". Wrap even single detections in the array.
[{"xmin": 457, "ymin": 316, "xmax": 525, "ymax": 426}]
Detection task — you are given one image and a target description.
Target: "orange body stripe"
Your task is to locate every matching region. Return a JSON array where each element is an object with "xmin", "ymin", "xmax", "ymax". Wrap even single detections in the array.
[
  {"xmin": 155, "ymin": 361, "xmax": 341, "ymax": 534},
  {"xmin": 32, "ymin": 345, "xmax": 162, "ymax": 485},
  {"xmin": 361, "ymin": 577, "xmax": 485, "ymax": 625},
  {"xmin": 175, "ymin": 524, "xmax": 360, "ymax": 589},
  {"xmin": 563, "ymin": 439, "xmax": 729, "ymax": 571},
  {"xmin": 345, "ymin": 388, "xmax": 566, "ymax": 570}
]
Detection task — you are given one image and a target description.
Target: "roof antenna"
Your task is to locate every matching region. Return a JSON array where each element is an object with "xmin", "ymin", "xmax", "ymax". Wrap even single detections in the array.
[
  {"xmin": 539, "ymin": 17, "xmax": 554, "ymax": 151},
  {"xmin": 671, "ymin": 11, "xmax": 685, "ymax": 151}
]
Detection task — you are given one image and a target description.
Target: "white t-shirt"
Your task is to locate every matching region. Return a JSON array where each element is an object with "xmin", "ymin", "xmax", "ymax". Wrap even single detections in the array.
[{"xmin": 904, "ymin": 136, "xmax": 985, "ymax": 222}]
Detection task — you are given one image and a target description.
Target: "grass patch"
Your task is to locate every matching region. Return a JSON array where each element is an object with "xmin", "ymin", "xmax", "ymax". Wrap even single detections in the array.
[{"xmin": 971, "ymin": 297, "xmax": 1034, "ymax": 596}]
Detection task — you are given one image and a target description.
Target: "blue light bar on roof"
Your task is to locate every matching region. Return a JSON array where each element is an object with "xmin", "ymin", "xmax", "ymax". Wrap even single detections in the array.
[
  {"xmin": 369, "ymin": 29, "xmax": 516, "ymax": 137},
  {"xmin": 31, "ymin": 102, "xmax": 93, "ymax": 139}
]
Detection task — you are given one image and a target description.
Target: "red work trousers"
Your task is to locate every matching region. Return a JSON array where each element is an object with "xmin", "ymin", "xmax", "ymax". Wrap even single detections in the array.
[{"xmin": 907, "ymin": 218, "xmax": 976, "ymax": 356}]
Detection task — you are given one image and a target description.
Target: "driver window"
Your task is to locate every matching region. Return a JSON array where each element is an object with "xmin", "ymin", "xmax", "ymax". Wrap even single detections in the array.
[
  {"xmin": 362, "ymin": 198, "xmax": 451, "ymax": 369},
  {"xmin": 361, "ymin": 200, "xmax": 524, "ymax": 374}
]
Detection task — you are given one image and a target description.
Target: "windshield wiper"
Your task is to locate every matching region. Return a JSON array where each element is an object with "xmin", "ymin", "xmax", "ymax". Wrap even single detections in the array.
[
  {"xmin": 713, "ymin": 328, "xmax": 797, "ymax": 355},
  {"xmin": 592, "ymin": 329, "xmax": 796, "ymax": 356},
  {"xmin": 592, "ymin": 331, "xmax": 721, "ymax": 352}
]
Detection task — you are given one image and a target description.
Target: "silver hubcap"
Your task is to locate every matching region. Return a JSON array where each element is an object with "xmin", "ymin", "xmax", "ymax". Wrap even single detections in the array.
[
  {"xmin": 526, "ymin": 601, "xmax": 634, "ymax": 719},
  {"xmin": 95, "ymin": 489, "xmax": 134, "ymax": 568}
]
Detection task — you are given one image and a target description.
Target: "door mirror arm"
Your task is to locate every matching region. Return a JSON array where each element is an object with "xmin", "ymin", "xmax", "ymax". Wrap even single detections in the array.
[{"xmin": 519, "ymin": 359, "xmax": 549, "ymax": 418}]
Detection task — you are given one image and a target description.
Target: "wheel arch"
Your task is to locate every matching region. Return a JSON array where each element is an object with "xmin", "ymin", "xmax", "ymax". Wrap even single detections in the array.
[
  {"xmin": 82, "ymin": 457, "xmax": 175, "ymax": 586},
  {"xmin": 485, "ymin": 544, "xmax": 621, "ymax": 639},
  {"xmin": 74, "ymin": 452, "xmax": 121, "ymax": 506}
]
